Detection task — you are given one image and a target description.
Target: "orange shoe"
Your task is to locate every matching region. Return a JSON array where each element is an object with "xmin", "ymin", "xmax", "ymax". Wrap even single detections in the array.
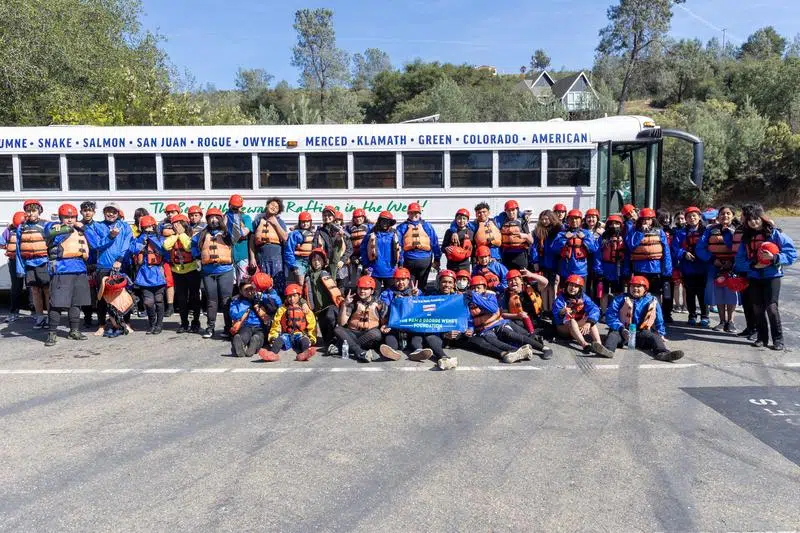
[
  {"xmin": 258, "ymin": 349, "xmax": 280, "ymax": 362},
  {"xmin": 296, "ymin": 347, "xmax": 317, "ymax": 361}
]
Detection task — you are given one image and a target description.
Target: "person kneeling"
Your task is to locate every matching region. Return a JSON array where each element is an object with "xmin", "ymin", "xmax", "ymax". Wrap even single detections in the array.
[
  {"xmin": 260, "ymin": 283, "xmax": 317, "ymax": 362},
  {"xmin": 603, "ymin": 275, "xmax": 684, "ymax": 361},
  {"xmin": 552, "ymin": 275, "xmax": 613, "ymax": 357},
  {"xmin": 229, "ymin": 277, "xmax": 281, "ymax": 357}
]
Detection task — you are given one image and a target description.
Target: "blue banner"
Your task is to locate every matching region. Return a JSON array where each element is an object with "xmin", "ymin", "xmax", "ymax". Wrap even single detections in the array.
[{"xmin": 388, "ymin": 294, "xmax": 470, "ymax": 334}]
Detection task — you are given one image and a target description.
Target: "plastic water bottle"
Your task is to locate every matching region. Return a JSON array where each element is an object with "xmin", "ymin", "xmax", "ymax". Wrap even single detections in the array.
[
  {"xmin": 341, "ymin": 340, "xmax": 349, "ymax": 359},
  {"xmin": 627, "ymin": 323, "xmax": 637, "ymax": 350}
]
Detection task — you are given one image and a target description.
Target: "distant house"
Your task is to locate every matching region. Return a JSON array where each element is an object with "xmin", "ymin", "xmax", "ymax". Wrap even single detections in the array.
[
  {"xmin": 515, "ymin": 70, "xmax": 598, "ymax": 112},
  {"xmin": 476, "ymin": 65, "xmax": 498, "ymax": 76}
]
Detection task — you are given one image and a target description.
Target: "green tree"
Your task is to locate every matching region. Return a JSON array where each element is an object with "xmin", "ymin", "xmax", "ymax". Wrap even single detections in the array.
[
  {"xmin": 326, "ymin": 88, "xmax": 365, "ymax": 123},
  {"xmin": 738, "ymin": 26, "xmax": 787, "ymax": 60},
  {"xmin": 662, "ymin": 39, "xmax": 712, "ymax": 103},
  {"xmin": 291, "ymin": 8, "xmax": 349, "ymax": 119},
  {"xmin": 530, "ymin": 49, "xmax": 551, "ymax": 71},
  {"xmin": 352, "ymin": 48, "xmax": 392, "ymax": 90},
  {"xmin": 596, "ymin": 0, "xmax": 685, "ymax": 114}
]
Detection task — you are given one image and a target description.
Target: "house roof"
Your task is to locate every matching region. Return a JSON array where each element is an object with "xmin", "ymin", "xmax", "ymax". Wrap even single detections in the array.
[
  {"xmin": 527, "ymin": 71, "xmax": 555, "ymax": 89},
  {"xmin": 551, "ymin": 72, "xmax": 584, "ymax": 100}
]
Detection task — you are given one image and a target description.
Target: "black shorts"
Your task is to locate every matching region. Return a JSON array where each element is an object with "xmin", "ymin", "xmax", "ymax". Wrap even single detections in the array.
[
  {"xmin": 49, "ymin": 273, "xmax": 91, "ymax": 309},
  {"xmin": 25, "ymin": 264, "xmax": 50, "ymax": 287}
]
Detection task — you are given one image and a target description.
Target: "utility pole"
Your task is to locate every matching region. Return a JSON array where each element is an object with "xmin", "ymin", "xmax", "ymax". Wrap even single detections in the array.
[{"xmin": 722, "ymin": 28, "xmax": 727, "ymax": 50}]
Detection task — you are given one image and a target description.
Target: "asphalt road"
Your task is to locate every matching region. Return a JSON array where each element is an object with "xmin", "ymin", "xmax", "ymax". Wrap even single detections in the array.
[{"xmin": 1, "ymin": 221, "xmax": 799, "ymax": 532}]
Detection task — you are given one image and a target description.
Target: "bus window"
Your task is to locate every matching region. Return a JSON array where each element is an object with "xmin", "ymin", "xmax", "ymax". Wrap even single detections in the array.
[
  {"xmin": 163, "ymin": 154, "xmax": 204, "ymax": 190},
  {"xmin": 450, "ymin": 151, "xmax": 492, "ymax": 188},
  {"xmin": 211, "ymin": 154, "xmax": 252, "ymax": 190},
  {"xmin": 259, "ymin": 155, "xmax": 299, "ymax": 189},
  {"xmin": 0, "ymin": 156, "xmax": 12, "ymax": 191},
  {"xmin": 20, "ymin": 155, "xmax": 61, "ymax": 191},
  {"xmin": 115, "ymin": 155, "xmax": 157, "ymax": 190},
  {"xmin": 499, "ymin": 151, "xmax": 541, "ymax": 187},
  {"xmin": 403, "ymin": 152, "xmax": 443, "ymax": 188},
  {"xmin": 67, "ymin": 155, "xmax": 109, "ymax": 191},
  {"xmin": 306, "ymin": 153, "xmax": 347, "ymax": 189},
  {"xmin": 548, "ymin": 150, "xmax": 591, "ymax": 187},
  {"xmin": 354, "ymin": 152, "xmax": 395, "ymax": 189}
]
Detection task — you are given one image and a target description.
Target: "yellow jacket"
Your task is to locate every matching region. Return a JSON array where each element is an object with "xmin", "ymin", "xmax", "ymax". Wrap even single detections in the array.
[
  {"xmin": 163, "ymin": 233, "xmax": 199, "ymax": 274},
  {"xmin": 268, "ymin": 303, "xmax": 317, "ymax": 344}
]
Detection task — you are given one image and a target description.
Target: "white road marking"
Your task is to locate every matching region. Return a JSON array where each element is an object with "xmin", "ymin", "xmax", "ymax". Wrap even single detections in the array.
[
  {"xmin": 638, "ymin": 363, "xmax": 698, "ymax": 369},
  {"xmin": 779, "ymin": 362, "xmax": 800, "ymax": 367},
  {"xmin": 189, "ymin": 368, "xmax": 229, "ymax": 373},
  {"xmin": 141, "ymin": 368, "xmax": 183, "ymax": 374}
]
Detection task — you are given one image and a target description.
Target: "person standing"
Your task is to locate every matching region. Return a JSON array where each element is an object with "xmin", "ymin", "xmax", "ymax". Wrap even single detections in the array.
[
  {"xmin": 193, "ymin": 207, "xmax": 236, "ymax": 339},
  {"xmin": 552, "ymin": 209, "xmax": 598, "ymax": 287},
  {"xmin": 158, "ymin": 204, "xmax": 181, "ymax": 317},
  {"xmin": 442, "ymin": 208, "xmax": 474, "ymax": 273},
  {"xmin": 625, "ymin": 207, "xmax": 672, "ymax": 301},
  {"xmin": 469, "ymin": 202, "xmax": 502, "ymax": 261},
  {"xmin": 250, "ymin": 198, "xmax": 288, "ymax": 295},
  {"xmin": 1, "ymin": 211, "xmax": 25, "ymax": 322},
  {"xmin": 284, "ymin": 211, "xmax": 315, "ymax": 284},
  {"xmin": 672, "ymin": 206, "xmax": 709, "ymax": 327},
  {"xmin": 496, "ymin": 199, "xmax": 533, "ymax": 271},
  {"xmin": 15, "ymin": 200, "xmax": 51, "ymax": 328},
  {"xmin": 226, "ymin": 194, "xmax": 252, "ymax": 286},
  {"xmin": 397, "ymin": 202, "xmax": 440, "ymax": 289},
  {"xmin": 696, "ymin": 205, "xmax": 742, "ymax": 332},
  {"xmin": 163, "ymin": 213, "xmax": 202, "ymax": 334},
  {"xmin": 128, "ymin": 215, "xmax": 167, "ymax": 334},
  {"xmin": 360, "ymin": 211, "xmax": 400, "ymax": 293},
  {"xmin": 344, "ymin": 208, "xmax": 372, "ymax": 288}
]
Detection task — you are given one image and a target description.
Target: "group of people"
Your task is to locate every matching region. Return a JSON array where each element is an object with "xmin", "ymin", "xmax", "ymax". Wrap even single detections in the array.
[{"xmin": 0, "ymin": 195, "xmax": 794, "ymax": 369}]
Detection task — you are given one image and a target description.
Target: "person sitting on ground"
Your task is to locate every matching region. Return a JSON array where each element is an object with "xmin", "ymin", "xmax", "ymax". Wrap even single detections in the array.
[
  {"xmin": 502, "ymin": 269, "xmax": 547, "ymax": 335},
  {"xmin": 454, "ymin": 269, "xmax": 471, "ymax": 293},
  {"xmin": 334, "ymin": 276, "xmax": 388, "ymax": 362},
  {"xmin": 378, "ymin": 267, "xmax": 431, "ymax": 362},
  {"xmin": 423, "ymin": 269, "xmax": 459, "ymax": 370},
  {"xmin": 472, "ymin": 245, "xmax": 509, "ymax": 296},
  {"xmin": 552, "ymin": 275, "xmax": 613, "ymax": 357},
  {"xmin": 260, "ymin": 283, "xmax": 317, "ymax": 362},
  {"xmin": 603, "ymin": 275, "xmax": 684, "ymax": 361},
  {"xmin": 228, "ymin": 277, "xmax": 281, "ymax": 358},
  {"xmin": 303, "ymin": 247, "xmax": 344, "ymax": 356}
]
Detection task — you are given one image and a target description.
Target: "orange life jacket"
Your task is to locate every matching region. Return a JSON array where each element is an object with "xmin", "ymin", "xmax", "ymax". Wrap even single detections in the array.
[
  {"xmin": 560, "ymin": 232, "xmax": 588, "ymax": 260},
  {"xmin": 601, "ymin": 235, "xmax": 625, "ymax": 263},
  {"xmin": 631, "ymin": 232, "xmax": 663, "ymax": 261},
  {"xmin": 135, "ymin": 239, "xmax": 163, "ymax": 266},
  {"xmin": 280, "ymin": 304, "xmax": 309, "ymax": 334},
  {"xmin": 200, "ymin": 232, "xmax": 233, "ymax": 265},
  {"xmin": 444, "ymin": 227, "xmax": 473, "ymax": 262},
  {"xmin": 50, "ymin": 229, "xmax": 89, "ymax": 261},
  {"xmin": 562, "ymin": 297, "xmax": 586, "ymax": 322},
  {"xmin": 5, "ymin": 231, "xmax": 18, "ymax": 258},
  {"xmin": 403, "ymin": 224, "xmax": 431, "ymax": 252},
  {"xmin": 619, "ymin": 297, "xmax": 657, "ymax": 331},
  {"xmin": 507, "ymin": 286, "xmax": 543, "ymax": 317},
  {"xmin": 347, "ymin": 299, "xmax": 381, "ymax": 331},
  {"xmin": 254, "ymin": 218, "xmax": 281, "ymax": 246},
  {"xmin": 469, "ymin": 304, "xmax": 502, "ymax": 331},
  {"xmin": 19, "ymin": 223, "xmax": 48, "ymax": 259},
  {"xmin": 745, "ymin": 233, "xmax": 768, "ymax": 261},
  {"xmin": 170, "ymin": 239, "xmax": 194, "ymax": 266},
  {"xmin": 348, "ymin": 224, "xmax": 369, "ymax": 254},
  {"xmin": 474, "ymin": 220, "xmax": 500, "ymax": 248},
  {"xmin": 295, "ymin": 229, "xmax": 314, "ymax": 258},
  {"xmin": 477, "ymin": 265, "xmax": 501, "ymax": 289},
  {"xmin": 500, "ymin": 219, "xmax": 528, "ymax": 250},
  {"xmin": 682, "ymin": 228, "xmax": 702, "ymax": 254},
  {"xmin": 319, "ymin": 273, "xmax": 344, "ymax": 307},
  {"xmin": 707, "ymin": 225, "xmax": 742, "ymax": 261}
]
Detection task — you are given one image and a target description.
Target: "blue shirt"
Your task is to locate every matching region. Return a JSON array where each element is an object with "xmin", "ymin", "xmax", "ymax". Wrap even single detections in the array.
[
  {"xmin": 396, "ymin": 219, "xmax": 441, "ymax": 263},
  {"xmin": 552, "ymin": 292, "xmax": 601, "ymax": 326},
  {"xmin": 605, "ymin": 292, "xmax": 665, "ymax": 336},
  {"xmin": 128, "ymin": 233, "xmax": 167, "ymax": 287},
  {"xmin": 734, "ymin": 229, "xmax": 796, "ymax": 280},
  {"xmin": 87, "ymin": 219, "xmax": 134, "ymax": 270}
]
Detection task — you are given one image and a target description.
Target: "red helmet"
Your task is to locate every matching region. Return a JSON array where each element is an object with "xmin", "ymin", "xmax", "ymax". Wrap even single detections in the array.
[
  {"xmin": 252, "ymin": 272, "xmax": 274, "ymax": 291},
  {"xmin": 606, "ymin": 214, "xmax": 623, "ymax": 224},
  {"xmin": 567, "ymin": 209, "xmax": 582, "ymax": 219},
  {"xmin": 393, "ymin": 267, "xmax": 411, "ymax": 279},
  {"xmin": 357, "ymin": 276, "xmax": 376, "ymax": 289},
  {"xmin": 58, "ymin": 204, "xmax": 78, "ymax": 218},
  {"xmin": 470, "ymin": 275, "xmax": 487, "ymax": 287},
  {"xmin": 298, "ymin": 211, "xmax": 312, "ymax": 222},
  {"xmin": 165, "ymin": 203, "xmax": 181, "ymax": 214},
  {"xmin": 407, "ymin": 202, "xmax": 422, "ymax": 214},
  {"xmin": 639, "ymin": 208, "xmax": 656, "ymax": 219},
  {"xmin": 621, "ymin": 204, "xmax": 636, "ymax": 216},
  {"xmin": 553, "ymin": 203, "xmax": 567, "ymax": 212},
  {"xmin": 758, "ymin": 241, "xmax": 781, "ymax": 265},
  {"xmin": 378, "ymin": 210, "xmax": 394, "ymax": 220},
  {"xmin": 285, "ymin": 283, "xmax": 302, "ymax": 297},
  {"xmin": 504, "ymin": 200, "xmax": 519, "ymax": 211},
  {"xmin": 171, "ymin": 214, "xmax": 189, "ymax": 224},
  {"xmin": 352, "ymin": 208, "xmax": 366, "ymax": 218},
  {"xmin": 476, "ymin": 245, "xmax": 492, "ymax": 258},
  {"xmin": 684, "ymin": 206, "xmax": 701, "ymax": 216},
  {"xmin": 229, "ymin": 194, "xmax": 244, "ymax": 208},
  {"xmin": 187, "ymin": 205, "xmax": 203, "ymax": 215},
  {"xmin": 565, "ymin": 274, "xmax": 585, "ymax": 287},
  {"xmin": 11, "ymin": 211, "xmax": 25, "ymax": 227},
  {"xmin": 334, "ymin": 210, "xmax": 344, "ymax": 221},
  {"xmin": 629, "ymin": 275, "xmax": 650, "ymax": 290},
  {"xmin": 438, "ymin": 269, "xmax": 456, "ymax": 280},
  {"xmin": 206, "ymin": 207, "xmax": 223, "ymax": 219},
  {"xmin": 23, "ymin": 199, "xmax": 43, "ymax": 212},
  {"xmin": 323, "ymin": 205, "xmax": 336, "ymax": 215},
  {"xmin": 455, "ymin": 208, "xmax": 470, "ymax": 219},
  {"xmin": 506, "ymin": 269, "xmax": 522, "ymax": 281},
  {"xmin": 309, "ymin": 247, "xmax": 328, "ymax": 262},
  {"xmin": 139, "ymin": 215, "xmax": 157, "ymax": 228},
  {"xmin": 456, "ymin": 269, "xmax": 471, "ymax": 279},
  {"xmin": 585, "ymin": 208, "xmax": 600, "ymax": 218}
]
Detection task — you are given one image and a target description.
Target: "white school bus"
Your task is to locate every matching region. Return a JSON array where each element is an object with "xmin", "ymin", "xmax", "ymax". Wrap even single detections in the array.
[{"xmin": 0, "ymin": 116, "xmax": 702, "ymax": 289}]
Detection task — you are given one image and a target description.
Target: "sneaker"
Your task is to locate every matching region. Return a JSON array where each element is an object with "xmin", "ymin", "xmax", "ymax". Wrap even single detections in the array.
[
  {"xmin": 437, "ymin": 356, "xmax": 458, "ymax": 370},
  {"xmin": 102, "ymin": 326, "xmax": 113, "ymax": 338},
  {"xmin": 145, "ymin": 327, "xmax": 155, "ymax": 335},
  {"xmin": 190, "ymin": 322, "xmax": 202, "ymax": 334},
  {"xmin": 737, "ymin": 328, "xmax": 754, "ymax": 337},
  {"xmin": 44, "ymin": 331, "xmax": 57, "ymax": 346},
  {"xmin": 296, "ymin": 347, "xmax": 317, "ymax": 361},
  {"xmin": 258, "ymin": 349, "xmax": 280, "ymax": 362},
  {"xmin": 67, "ymin": 330, "xmax": 87, "ymax": 341},
  {"xmin": 5, "ymin": 313, "xmax": 20, "ymax": 323},
  {"xmin": 752, "ymin": 339, "xmax": 766, "ymax": 348},
  {"xmin": 202, "ymin": 327, "xmax": 214, "ymax": 339},
  {"xmin": 357, "ymin": 350, "xmax": 371, "ymax": 362},
  {"xmin": 772, "ymin": 341, "xmax": 785, "ymax": 351},
  {"xmin": 502, "ymin": 346, "xmax": 528, "ymax": 364},
  {"xmin": 137, "ymin": 310, "xmax": 146, "ymax": 318},
  {"xmin": 582, "ymin": 344, "xmax": 593, "ymax": 354},
  {"xmin": 219, "ymin": 332, "xmax": 231, "ymax": 340},
  {"xmin": 540, "ymin": 346, "xmax": 554, "ymax": 360},
  {"xmin": 724, "ymin": 322, "xmax": 738, "ymax": 334},
  {"xmin": 687, "ymin": 317, "xmax": 697, "ymax": 327},
  {"xmin": 591, "ymin": 341, "xmax": 614, "ymax": 358},
  {"xmin": 408, "ymin": 348, "xmax": 433, "ymax": 362},
  {"xmin": 33, "ymin": 316, "xmax": 47, "ymax": 329},
  {"xmin": 176, "ymin": 325, "xmax": 188, "ymax": 334},
  {"xmin": 700, "ymin": 318, "xmax": 710, "ymax": 328},
  {"xmin": 712, "ymin": 322, "xmax": 726, "ymax": 332},
  {"xmin": 326, "ymin": 344, "xmax": 339, "ymax": 357},
  {"xmin": 748, "ymin": 332, "xmax": 760, "ymax": 342},
  {"xmin": 655, "ymin": 350, "xmax": 684, "ymax": 362},
  {"xmin": 151, "ymin": 327, "xmax": 162, "ymax": 335},
  {"xmin": 232, "ymin": 336, "xmax": 247, "ymax": 357},
  {"xmin": 710, "ymin": 306, "xmax": 719, "ymax": 314},
  {"xmin": 379, "ymin": 344, "xmax": 403, "ymax": 361}
]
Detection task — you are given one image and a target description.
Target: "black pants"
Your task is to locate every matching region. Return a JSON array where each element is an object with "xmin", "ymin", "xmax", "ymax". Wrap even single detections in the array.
[
  {"xmin": 421, "ymin": 334, "xmax": 448, "ymax": 360},
  {"xmin": 174, "ymin": 270, "xmax": 202, "ymax": 327},
  {"xmin": 7, "ymin": 259, "xmax": 24, "ymax": 314},
  {"xmin": 683, "ymin": 274, "xmax": 708, "ymax": 320},
  {"xmin": 141, "ymin": 286, "xmax": 166, "ymax": 329},
  {"xmin": 203, "ymin": 269, "xmax": 234, "ymax": 330},
  {"xmin": 501, "ymin": 251, "xmax": 528, "ymax": 271},
  {"xmin": 493, "ymin": 322, "xmax": 544, "ymax": 351},
  {"xmin": 740, "ymin": 284, "xmax": 756, "ymax": 331},
  {"xmin": 235, "ymin": 326, "xmax": 264, "ymax": 356},
  {"xmin": 404, "ymin": 256, "xmax": 433, "ymax": 290},
  {"xmin": 48, "ymin": 306, "xmax": 80, "ymax": 331},
  {"xmin": 316, "ymin": 305, "xmax": 338, "ymax": 346},
  {"xmin": 748, "ymin": 277, "xmax": 782, "ymax": 344},
  {"xmin": 662, "ymin": 280, "xmax": 674, "ymax": 319},
  {"xmin": 269, "ymin": 334, "xmax": 310, "ymax": 354},
  {"xmin": 334, "ymin": 326, "xmax": 383, "ymax": 357},
  {"xmin": 383, "ymin": 330, "xmax": 423, "ymax": 353},
  {"xmin": 95, "ymin": 268, "xmax": 112, "ymax": 324},
  {"xmin": 464, "ymin": 333, "xmax": 515, "ymax": 359},
  {"xmin": 604, "ymin": 328, "xmax": 667, "ymax": 355}
]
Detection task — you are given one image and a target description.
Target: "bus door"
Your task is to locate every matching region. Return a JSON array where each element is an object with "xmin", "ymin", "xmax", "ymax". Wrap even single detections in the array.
[{"xmin": 596, "ymin": 140, "xmax": 661, "ymax": 218}]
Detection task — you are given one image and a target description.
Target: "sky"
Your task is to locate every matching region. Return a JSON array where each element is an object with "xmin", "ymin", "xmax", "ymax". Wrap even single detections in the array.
[{"xmin": 139, "ymin": 0, "xmax": 800, "ymax": 89}]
